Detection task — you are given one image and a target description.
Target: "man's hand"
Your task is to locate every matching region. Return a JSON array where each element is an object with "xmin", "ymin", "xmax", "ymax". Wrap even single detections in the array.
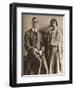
[
  {"xmin": 34, "ymin": 49, "xmax": 43, "ymax": 57},
  {"xmin": 34, "ymin": 48, "xmax": 38, "ymax": 53},
  {"xmin": 39, "ymin": 50, "xmax": 43, "ymax": 55}
]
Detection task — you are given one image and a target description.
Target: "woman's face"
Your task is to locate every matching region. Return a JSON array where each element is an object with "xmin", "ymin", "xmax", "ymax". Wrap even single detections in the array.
[{"xmin": 52, "ymin": 21, "xmax": 57, "ymax": 27}]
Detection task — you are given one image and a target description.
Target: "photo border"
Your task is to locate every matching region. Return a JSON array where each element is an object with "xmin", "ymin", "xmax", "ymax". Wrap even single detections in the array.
[{"xmin": 22, "ymin": 13, "xmax": 64, "ymax": 76}]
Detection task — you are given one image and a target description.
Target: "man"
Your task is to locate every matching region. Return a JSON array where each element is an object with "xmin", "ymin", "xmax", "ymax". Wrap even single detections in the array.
[{"xmin": 24, "ymin": 17, "xmax": 48, "ymax": 74}]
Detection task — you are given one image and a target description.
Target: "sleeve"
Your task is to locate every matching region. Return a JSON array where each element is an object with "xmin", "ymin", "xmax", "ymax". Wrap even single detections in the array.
[
  {"xmin": 56, "ymin": 30, "xmax": 61, "ymax": 46},
  {"xmin": 40, "ymin": 33, "xmax": 45, "ymax": 52},
  {"xmin": 56, "ymin": 30, "xmax": 61, "ymax": 53},
  {"xmin": 24, "ymin": 32, "xmax": 34, "ymax": 51}
]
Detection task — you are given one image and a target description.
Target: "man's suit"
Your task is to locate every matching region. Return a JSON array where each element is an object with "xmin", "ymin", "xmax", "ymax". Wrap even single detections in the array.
[{"xmin": 24, "ymin": 28, "xmax": 44, "ymax": 74}]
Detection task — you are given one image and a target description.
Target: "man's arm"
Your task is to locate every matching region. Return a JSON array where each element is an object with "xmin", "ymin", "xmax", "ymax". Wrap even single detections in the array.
[
  {"xmin": 24, "ymin": 32, "xmax": 34, "ymax": 52},
  {"xmin": 40, "ymin": 33, "xmax": 45, "ymax": 52}
]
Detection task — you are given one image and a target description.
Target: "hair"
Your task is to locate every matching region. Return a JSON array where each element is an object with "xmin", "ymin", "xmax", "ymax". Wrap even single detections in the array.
[
  {"xmin": 32, "ymin": 17, "xmax": 37, "ymax": 21},
  {"xmin": 50, "ymin": 19, "xmax": 58, "ymax": 26}
]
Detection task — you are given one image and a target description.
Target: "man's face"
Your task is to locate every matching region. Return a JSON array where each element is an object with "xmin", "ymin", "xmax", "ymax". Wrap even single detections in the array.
[{"xmin": 32, "ymin": 19, "xmax": 38, "ymax": 29}]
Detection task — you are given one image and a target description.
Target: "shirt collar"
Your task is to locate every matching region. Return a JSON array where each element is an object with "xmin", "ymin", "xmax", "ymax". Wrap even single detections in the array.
[{"xmin": 32, "ymin": 28, "xmax": 38, "ymax": 32}]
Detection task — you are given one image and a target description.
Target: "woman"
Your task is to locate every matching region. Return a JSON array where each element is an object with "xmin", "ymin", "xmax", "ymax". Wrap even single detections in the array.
[{"xmin": 47, "ymin": 19, "xmax": 61, "ymax": 74}]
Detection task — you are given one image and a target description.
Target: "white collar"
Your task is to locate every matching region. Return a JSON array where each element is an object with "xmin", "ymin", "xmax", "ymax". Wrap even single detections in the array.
[{"xmin": 32, "ymin": 28, "xmax": 38, "ymax": 32}]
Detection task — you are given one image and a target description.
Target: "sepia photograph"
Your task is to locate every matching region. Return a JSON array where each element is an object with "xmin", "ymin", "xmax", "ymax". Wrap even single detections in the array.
[
  {"xmin": 22, "ymin": 14, "xmax": 64, "ymax": 75},
  {"xmin": 10, "ymin": 3, "xmax": 72, "ymax": 87}
]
